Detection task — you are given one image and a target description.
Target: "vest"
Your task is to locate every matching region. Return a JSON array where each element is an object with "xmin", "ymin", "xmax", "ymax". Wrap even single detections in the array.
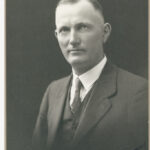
[{"xmin": 53, "ymin": 81, "xmax": 96, "ymax": 150}]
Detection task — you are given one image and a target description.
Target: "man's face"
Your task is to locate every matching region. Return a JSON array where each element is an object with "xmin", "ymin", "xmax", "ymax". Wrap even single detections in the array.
[{"xmin": 55, "ymin": 0, "xmax": 111, "ymax": 74}]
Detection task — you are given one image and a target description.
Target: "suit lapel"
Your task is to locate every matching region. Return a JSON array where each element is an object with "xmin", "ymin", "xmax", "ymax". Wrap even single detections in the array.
[
  {"xmin": 47, "ymin": 75, "xmax": 72, "ymax": 148},
  {"xmin": 72, "ymin": 62, "xmax": 118, "ymax": 146}
]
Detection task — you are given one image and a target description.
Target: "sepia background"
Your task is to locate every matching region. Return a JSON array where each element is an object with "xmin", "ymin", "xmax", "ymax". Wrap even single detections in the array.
[{"xmin": 6, "ymin": 0, "xmax": 148, "ymax": 150}]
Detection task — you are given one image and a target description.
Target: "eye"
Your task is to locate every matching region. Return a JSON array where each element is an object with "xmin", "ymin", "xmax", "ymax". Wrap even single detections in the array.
[
  {"xmin": 59, "ymin": 27, "xmax": 70, "ymax": 34},
  {"xmin": 77, "ymin": 23, "xmax": 88, "ymax": 31}
]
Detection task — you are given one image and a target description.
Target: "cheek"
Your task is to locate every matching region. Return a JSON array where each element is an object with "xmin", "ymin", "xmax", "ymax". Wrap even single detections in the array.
[
  {"xmin": 57, "ymin": 37, "xmax": 68, "ymax": 48},
  {"xmin": 84, "ymin": 30, "xmax": 103, "ymax": 42},
  {"xmin": 83, "ymin": 34, "xmax": 102, "ymax": 48},
  {"xmin": 57, "ymin": 38, "xmax": 69, "ymax": 57},
  {"xmin": 92, "ymin": 33, "xmax": 103, "ymax": 46}
]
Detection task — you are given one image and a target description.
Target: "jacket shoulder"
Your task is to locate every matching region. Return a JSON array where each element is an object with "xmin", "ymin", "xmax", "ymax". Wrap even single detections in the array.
[
  {"xmin": 116, "ymin": 66, "xmax": 148, "ymax": 91},
  {"xmin": 46, "ymin": 75, "xmax": 71, "ymax": 91}
]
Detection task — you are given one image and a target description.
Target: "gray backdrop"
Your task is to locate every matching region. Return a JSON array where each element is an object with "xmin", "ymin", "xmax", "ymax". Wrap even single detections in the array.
[{"xmin": 7, "ymin": 0, "xmax": 148, "ymax": 150}]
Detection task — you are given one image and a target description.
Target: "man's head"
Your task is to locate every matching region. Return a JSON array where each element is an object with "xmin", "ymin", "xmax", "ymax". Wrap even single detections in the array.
[
  {"xmin": 56, "ymin": 0, "xmax": 104, "ymax": 20},
  {"xmin": 55, "ymin": 0, "xmax": 111, "ymax": 75}
]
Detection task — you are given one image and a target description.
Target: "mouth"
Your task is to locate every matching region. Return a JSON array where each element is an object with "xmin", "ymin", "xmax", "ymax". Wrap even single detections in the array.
[{"xmin": 68, "ymin": 49, "xmax": 85, "ymax": 53}]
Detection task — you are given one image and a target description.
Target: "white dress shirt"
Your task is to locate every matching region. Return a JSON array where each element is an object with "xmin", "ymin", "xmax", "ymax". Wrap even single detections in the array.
[{"xmin": 70, "ymin": 56, "xmax": 107, "ymax": 106}]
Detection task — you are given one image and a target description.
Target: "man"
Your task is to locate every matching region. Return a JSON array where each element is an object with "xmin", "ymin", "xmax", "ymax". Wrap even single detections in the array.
[{"xmin": 32, "ymin": 0, "xmax": 148, "ymax": 150}]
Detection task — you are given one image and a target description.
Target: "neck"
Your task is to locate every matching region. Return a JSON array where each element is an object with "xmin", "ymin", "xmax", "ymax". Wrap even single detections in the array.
[{"xmin": 72, "ymin": 56, "xmax": 105, "ymax": 76}]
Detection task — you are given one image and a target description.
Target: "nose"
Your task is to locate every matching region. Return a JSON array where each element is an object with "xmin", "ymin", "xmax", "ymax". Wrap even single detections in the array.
[{"xmin": 69, "ymin": 29, "xmax": 80, "ymax": 47}]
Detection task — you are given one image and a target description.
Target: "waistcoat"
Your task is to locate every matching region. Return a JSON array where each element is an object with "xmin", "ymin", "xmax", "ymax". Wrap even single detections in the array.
[{"xmin": 54, "ymin": 81, "xmax": 96, "ymax": 150}]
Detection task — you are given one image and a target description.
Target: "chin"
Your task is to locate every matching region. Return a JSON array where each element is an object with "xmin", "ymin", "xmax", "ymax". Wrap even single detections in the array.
[
  {"xmin": 70, "ymin": 59, "xmax": 90, "ymax": 70},
  {"xmin": 69, "ymin": 59, "xmax": 84, "ymax": 66},
  {"xmin": 71, "ymin": 55, "xmax": 86, "ymax": 61}
]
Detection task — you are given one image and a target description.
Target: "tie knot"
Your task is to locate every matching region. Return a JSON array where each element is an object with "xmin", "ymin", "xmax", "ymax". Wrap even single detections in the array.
[{"xmin": 74, "ymin": 77, "xmax": 82, "ymax": 91}]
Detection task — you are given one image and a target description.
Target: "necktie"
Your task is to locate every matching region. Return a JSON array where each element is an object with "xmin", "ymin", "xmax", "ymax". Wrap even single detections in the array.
[{"xmin": 71, "ymin": 78, "xmax": 82, "ymax": 114}]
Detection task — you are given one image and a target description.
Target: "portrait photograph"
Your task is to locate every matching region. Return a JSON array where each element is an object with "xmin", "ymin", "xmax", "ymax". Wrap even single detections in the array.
[{"xmin": 6, "ymin": 0, "xmax": 148, "ymax": 150}]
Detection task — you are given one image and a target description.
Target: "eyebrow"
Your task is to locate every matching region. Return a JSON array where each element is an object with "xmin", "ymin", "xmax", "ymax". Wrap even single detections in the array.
[
  {"xmin": 75, "ymin": 21, "xmax": 93, "ymax": 25},
  {"xmin": 58, "ymin": 21, "xmax": 92, "ymax": 28}
]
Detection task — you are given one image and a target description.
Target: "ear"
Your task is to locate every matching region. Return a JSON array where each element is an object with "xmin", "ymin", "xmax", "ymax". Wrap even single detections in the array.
[
  {"xmin": 103, "ymin": 23, "xmax": 111, "ymax": 43},
  {"xmin": 54, "ymin": 29, "xmax": 58, "ymax": 39}
]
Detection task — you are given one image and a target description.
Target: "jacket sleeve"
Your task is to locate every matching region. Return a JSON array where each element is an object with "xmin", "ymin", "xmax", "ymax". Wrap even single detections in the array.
[
  {"xmin": 32, "ymin": 85, "xmax": 51, "ymax": 150},
  {"xmin": 129, "ymin": 82, "xmax": 148, "ymax": 150}
]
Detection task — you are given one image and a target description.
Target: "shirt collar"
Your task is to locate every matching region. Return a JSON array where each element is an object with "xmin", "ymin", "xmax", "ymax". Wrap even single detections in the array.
[{"xmin": 72, "ymin": 56, "xmax": 107, "ymax": 90}]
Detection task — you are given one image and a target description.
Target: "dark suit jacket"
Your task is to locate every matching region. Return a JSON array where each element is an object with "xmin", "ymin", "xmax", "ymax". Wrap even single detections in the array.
[{"xmin": 32, "ymin": 62, "xmax": 148, "ymax": 150}]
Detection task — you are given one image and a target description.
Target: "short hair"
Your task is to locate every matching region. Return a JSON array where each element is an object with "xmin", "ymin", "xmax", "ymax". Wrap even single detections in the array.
[{"xmin": 55, "ymin": 0, "xmax": 104, "ymax": 19}]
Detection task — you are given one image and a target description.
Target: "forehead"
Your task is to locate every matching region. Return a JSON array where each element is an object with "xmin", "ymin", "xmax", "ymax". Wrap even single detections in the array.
[{"xmin": 55, "ymin": 0, "xmax": 104, "ymax": 27}]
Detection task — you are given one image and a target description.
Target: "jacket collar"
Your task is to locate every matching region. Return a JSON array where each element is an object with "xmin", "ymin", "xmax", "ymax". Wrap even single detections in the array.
[
  {"xmin": 47, "ymin": 75, "xmax": 72, "ymax": 148},
  {"xmin": 47, "ymin": 61, "xmax": 118, "ymax": 148},
  {"xmin": 72, "ymin": 61, "xmax": 118, "ymax": 146}
]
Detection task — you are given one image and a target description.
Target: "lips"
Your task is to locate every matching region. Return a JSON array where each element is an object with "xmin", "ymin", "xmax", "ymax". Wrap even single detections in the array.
[{"xmin": 68, "ymin": 48, "xmax": 85, "ymax": 52}]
